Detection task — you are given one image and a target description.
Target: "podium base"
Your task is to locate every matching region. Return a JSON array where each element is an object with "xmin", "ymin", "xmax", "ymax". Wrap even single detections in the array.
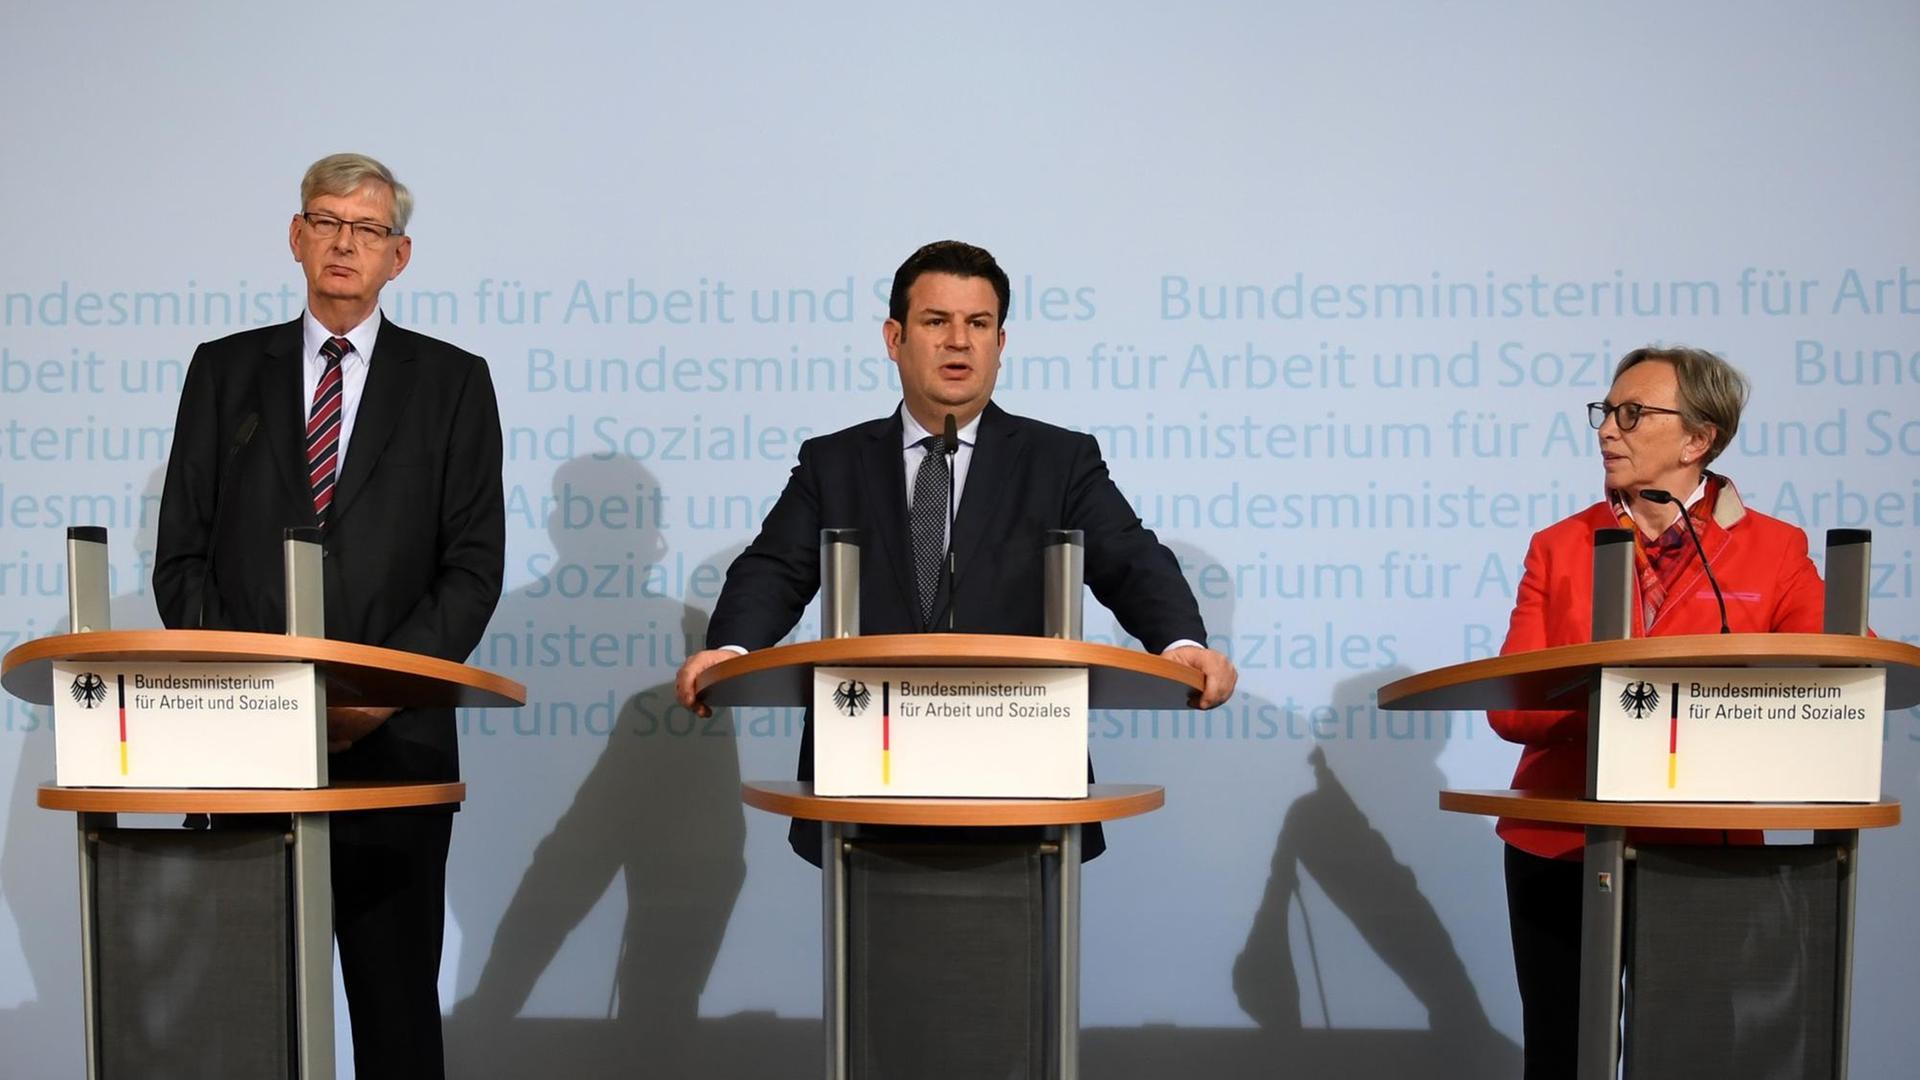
[
  {"xmin": 822, "ymin": 824, "xmax": 1082, "ymax": 1080},
  {"xmin": 849, "ymin": 840, "xmax": 1050, "ymax": 1078},
  {"xmin": 93, "ymin": 827, "xmax": 295, "ymax": 1077},
  {"xmin": 1625, "ymin": 844, "xmax": 1842, "ymax": 1079}
]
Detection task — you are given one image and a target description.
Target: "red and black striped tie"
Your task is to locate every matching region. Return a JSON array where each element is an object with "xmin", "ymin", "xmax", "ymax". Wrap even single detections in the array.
[{"xmin": 307, "ymin": 336, "xmax": 349, "ymax": 527}]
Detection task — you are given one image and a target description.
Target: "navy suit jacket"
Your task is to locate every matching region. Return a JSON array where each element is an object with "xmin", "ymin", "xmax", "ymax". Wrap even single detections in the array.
[
  {"xmin": 708, "ymin": 401, "xmax": 1207, "ymax": 861},
  {"xmin": 153, "ymin": 317, "xmax": 505, "ymax": 791}
]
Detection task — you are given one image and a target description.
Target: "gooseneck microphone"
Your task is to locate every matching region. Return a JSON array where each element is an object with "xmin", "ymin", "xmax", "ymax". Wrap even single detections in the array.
[
  {"xmin": 942, "ymin": 413, "xmax": 960, "ymax": 630},
  {"xmin": 1639, "ymin": 487, "xmax": 1729, "ymax": 634},
  {"xmin": 196, "ymin": 412, "xmax": 260, "ymax": 629}
]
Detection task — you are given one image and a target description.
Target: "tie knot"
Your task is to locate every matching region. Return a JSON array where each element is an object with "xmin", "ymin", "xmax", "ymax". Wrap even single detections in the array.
[
  {"xmin": 918, "ymin": 434, "xmax": 947, "ymax": 453},
  {"xmin": 320, "ymin": 336, "xmax": 351, "ymax": 365}
]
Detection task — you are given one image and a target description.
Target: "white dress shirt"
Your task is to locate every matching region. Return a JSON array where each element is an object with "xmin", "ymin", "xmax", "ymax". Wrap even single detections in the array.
[
  {"xmin": 300, "ymin": 308, "xmax": 382, "ymax": 477},
  {"xmin": 1619, "ymin": 474, "xmax": 1709, "ymax": 536}
]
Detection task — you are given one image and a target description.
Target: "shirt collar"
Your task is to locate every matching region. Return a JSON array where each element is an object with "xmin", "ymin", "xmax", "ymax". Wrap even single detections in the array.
[
  {"xmin": 1611, "ymin": 473, "xmax": 1709, "ymax": 533},
  {"xmin": 899, "ymin": 405, "xmax": 981, "ymax": 451},
  {"xmin": 302, "ymin": 307, "xmax": 383, "ymax": 365}
]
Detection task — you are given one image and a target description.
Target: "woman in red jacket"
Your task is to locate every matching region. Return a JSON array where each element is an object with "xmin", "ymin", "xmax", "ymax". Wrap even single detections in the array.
[{"xmin": 1489, "ymin": 345, "xmax": 1826, "ymax": 1078}]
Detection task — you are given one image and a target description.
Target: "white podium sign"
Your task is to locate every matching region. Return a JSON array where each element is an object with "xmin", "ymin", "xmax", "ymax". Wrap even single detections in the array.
[
  {"xmin": 52, "ymin": 662, "xmax": 322, "ymax": 788},
  {"xmin": 1594, "ymin": 666, "xmax": 1884, "ymax": 802},
  {"xmin": 812, "ymin": 666, "xmax": 1088, "ymax": 798}
]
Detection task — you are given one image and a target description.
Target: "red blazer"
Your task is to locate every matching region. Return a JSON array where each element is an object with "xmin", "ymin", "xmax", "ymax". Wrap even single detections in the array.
[{"xmin": 1488, "ymin": 482, "xmax": 1827, "ymax": 858}]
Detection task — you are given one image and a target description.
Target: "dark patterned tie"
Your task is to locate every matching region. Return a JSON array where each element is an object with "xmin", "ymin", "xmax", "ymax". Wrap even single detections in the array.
[
  {"xmin": 307, "ymin": 336, "xmax": 349, "ymax": 527},
  {"xmin": 909, "ymin": 434, "xmax": 951, "ymax": 626}
]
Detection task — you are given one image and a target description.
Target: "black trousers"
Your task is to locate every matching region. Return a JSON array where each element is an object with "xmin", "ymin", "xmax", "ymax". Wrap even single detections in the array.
[
  {"xmin": 332, "ymin": 810, "xmax": 454, "ymax": 1080},
  {"xmin": 1503, "ymin": 844, "xmax": 1583, "ymax": 1080}
]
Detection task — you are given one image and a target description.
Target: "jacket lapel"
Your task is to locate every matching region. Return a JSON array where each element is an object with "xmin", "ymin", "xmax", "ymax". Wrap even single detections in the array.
[
  {"xmin": 949, "ymin": 402, "xmax": 1024, "ymax": 615},
  {"xmin": 860, "ymin": 410, "xmax": 917, "ymax": 617},
  {"xmin": 256, "ymin": 320, "xmax": 315, "ymax": 514},
  {"xmin": 329, "ymin": 322, "xmax": 419, "ymax": 526}
]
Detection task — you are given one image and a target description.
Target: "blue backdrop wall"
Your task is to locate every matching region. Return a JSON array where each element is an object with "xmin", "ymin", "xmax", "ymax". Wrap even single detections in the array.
[{"xmin": 2, "ymin": 3, "xmax": 1916, "ymax": 1076}]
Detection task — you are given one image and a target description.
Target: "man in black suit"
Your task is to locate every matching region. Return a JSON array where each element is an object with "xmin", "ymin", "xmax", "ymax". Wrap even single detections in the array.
[
  {"xmin": 154, "ymin": 153, "xmax": 504, "ymax": 1079},
  {"xmin": 675, "ymin": 240, "xmax": 1234, "ymax": 861}
]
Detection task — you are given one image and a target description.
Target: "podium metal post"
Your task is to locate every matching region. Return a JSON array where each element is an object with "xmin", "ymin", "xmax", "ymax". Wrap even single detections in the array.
[
  {"xmin": 1578, "ymin": 528, "xmax": 1633, "ymax": 1080},
  {"xmin": 820, "ymin": 529, "xmax": 861, "ymax": 640},
  {"xmin": 283, "ymin": 527, "xmax": 335, "ymax": 1080},
  {"xmin": 65, "ymin": 526, "xmax": 111, "ymax": 1079},
  {"xmin": 1821, "ymin": 527, "xmax": 1871, "ymax": 1079},
  {"xmin": 1042, "ymin": 530, "xmax": 1084, "ymax": 642},
  {"xmin": 66, "ymin": 526, "xmax": 111, "ymax": 635},
  {"xmin": 1824, "ymin": 529, "xmax": 1871, "ymax": 637},
  {"xmin": 822, "ymin": 822, "xmax": 849, "ymax": 1080},
  {"xmin": 1043, "ymin": 528, "xmax": 1085, "ymax": 1078}
]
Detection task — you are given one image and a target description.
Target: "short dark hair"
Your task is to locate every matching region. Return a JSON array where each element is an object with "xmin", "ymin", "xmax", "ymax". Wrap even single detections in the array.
[
  {"xmin": 887, "ymin": 240, "xmax": 1011, "ymax": 325},
  {"xmin": 1614, "ymin": 345, "xmax": 1750, "ymax": 465}
]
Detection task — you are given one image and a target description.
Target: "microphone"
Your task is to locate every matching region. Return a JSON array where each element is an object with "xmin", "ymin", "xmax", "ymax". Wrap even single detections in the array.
[
  {"xmin": 942, "ymin": 413, "xmax": 959, "ymax": 631},
  {"xmin": 196, "ymin": 412, "xmax": 260, "ymax": 629},
  {"xmin": 1639, "ymin": 487, "xmax": 1728, "ymax": 634}
]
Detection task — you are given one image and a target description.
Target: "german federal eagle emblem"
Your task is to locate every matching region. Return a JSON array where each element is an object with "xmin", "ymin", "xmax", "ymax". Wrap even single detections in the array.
[
  {"xmin": 70, "ymin": 672, "xmax": 109, "ymax": 709},
  {"xmin": 832, "ymin": 680, "xmax": 871, "ymax": 716},
  {"xmin": 1619, "ymin": 680, "xmax": 1660, "ymax": 719}
]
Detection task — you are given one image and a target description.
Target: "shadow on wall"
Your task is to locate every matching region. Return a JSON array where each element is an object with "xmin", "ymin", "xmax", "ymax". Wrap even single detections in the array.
[
  {"xmin": 442, "ymin": 542, "xmax": 1516, "ymax": 1078},
  {"xmin": 446, "ymin": 455, "xmax": 746, "ymax": 1078},
  {"xmin": 0, "ymin": 485, "xmax": 1519, "ymax": 1079},
  {"xmin": 436, "ymin": 1011, "xmax": 1529, "ymax": 1079},
  {"xmin": 1229, "ymin": 668, "xmax": 1515, "ymax": 1077},
  {"xmin": 0, "ymin": 466, "xmax": 166, "ymax": 1076}
]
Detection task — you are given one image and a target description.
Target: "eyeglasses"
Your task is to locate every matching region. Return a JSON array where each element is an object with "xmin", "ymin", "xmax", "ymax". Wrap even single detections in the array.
[
  {"xmin": 1587, "ymin": 401, "xmax": 1685, "ymax": 432},
  {"xmin": 300, "ymin": 212, "xmax": 398, "ymax": 244}
]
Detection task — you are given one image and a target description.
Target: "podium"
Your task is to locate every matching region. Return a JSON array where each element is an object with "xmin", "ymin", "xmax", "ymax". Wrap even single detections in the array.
[
  {"xmin": 699, "ymin": 633, "xmax": 1195, "ymax": 1080},
  {"xmin": 1380, "ymin": 633, "xmax": 1920, "ymax": 1080},
  {"xmin": 2, "ymin": 628, "xmax": 524, "ymax": 1079}
]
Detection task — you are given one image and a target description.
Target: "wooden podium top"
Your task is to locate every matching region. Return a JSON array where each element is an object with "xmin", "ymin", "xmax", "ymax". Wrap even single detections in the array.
[
  {"xmin": 1439, "ymin": 788, "xmax": 1902, "ymax": 830},
  {"xmin": 1379, "ymin": 633, "xmax": 1920, "ymax": 712},
  {"xmin": 741, "ymin": 781, "xmax": 1165, "ymax": 826},
  {"xmin": 37, "ymin": 779, "xmax": 467, "ymax": 814},
  {"xmin": 2, "ymin": 630, "xmax": 525, "ymax": 709},
  {"xmin": 699, "ymin": 633, "xmax": 1203, "ymax": 710}
]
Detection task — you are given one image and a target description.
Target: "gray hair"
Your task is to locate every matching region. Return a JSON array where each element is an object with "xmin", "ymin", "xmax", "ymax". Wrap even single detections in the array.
[
  {"xmin": 1614, "ymin": 345, "xmax": 1750, "ymax": 465},
  {"xmin": 300, "ymin": 153, "xmax": 413, "ymax": 235}
]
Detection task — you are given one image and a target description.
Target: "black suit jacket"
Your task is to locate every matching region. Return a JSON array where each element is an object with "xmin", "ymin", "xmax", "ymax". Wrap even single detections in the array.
[
  {"xmin": 154, "ymin": 316, "xmax": 505, "ymax": 789},
  {"xmin": 708, "ymin": 401, "xmax": 1207, "ymax": 860}
]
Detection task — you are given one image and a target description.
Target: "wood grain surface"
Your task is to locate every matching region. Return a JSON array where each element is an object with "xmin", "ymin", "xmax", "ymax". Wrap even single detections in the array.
[
  {"xmin": 1438, "ymin": 788, "xmax": 1901, "ymax": 830},
  {"xmin": 3, "ymin": 630, "xmax": 525, "ymax": 709},
  {"xmin": 1379, "ymin": 634, "xmax": 1920, "ymax": 712},
  {"xmin": 741, "ymin": 780, "xmax": 1165, "ymax": 826},
  {"xmin": 700, "ymin": 633, "xmax": 1203, "ymax": 710},
  {"xmin": 38, "ymin": 779, "xmax": 467, "ymax": 814}
]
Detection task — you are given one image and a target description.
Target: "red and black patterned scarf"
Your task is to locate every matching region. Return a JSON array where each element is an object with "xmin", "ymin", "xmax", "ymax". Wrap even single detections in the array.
[{"xmin": 1610, "ymin": 475, "xmax": 1722, "ymax": 632}]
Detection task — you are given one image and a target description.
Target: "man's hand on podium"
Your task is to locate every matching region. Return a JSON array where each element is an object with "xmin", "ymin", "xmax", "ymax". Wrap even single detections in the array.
[
  {"xmin": 676, "ymin": 649, "xmax": 737, "ymax": 718},
  {"xmin": 1165, "ymin": 646, "xmax": 1237, "ymax": 709},
  {"xmin": 327, "ymin": 706, "xmax": 396, "ymax": 753}
]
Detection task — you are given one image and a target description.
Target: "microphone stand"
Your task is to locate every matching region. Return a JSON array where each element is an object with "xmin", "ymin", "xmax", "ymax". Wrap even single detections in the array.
[
  {"xmin": 1639, "ymin": 486, "xmax": 1729, "ymax": 634},
  {"xmin": 942, "ymin": 413, "xmax": 959, "ymax": 631}
]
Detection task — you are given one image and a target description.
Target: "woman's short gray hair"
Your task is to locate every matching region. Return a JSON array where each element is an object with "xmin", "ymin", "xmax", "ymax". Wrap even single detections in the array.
[
  {"xmin": 1614, "ymin": 345, "xmax": 1750, "ymax": 465},
  {"xmin": 299, "ymin": 153, "xmax": 412, "ymax": 235}
]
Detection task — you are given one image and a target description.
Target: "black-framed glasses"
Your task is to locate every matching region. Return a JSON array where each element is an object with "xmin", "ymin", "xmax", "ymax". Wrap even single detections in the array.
[
  {"xmin": 1587, "ymin": 401, "xmax": 1685, "ymax": 431},
  {"xmin": 300, "ymin": 212, "xmax": 398, "ymax": 244}
]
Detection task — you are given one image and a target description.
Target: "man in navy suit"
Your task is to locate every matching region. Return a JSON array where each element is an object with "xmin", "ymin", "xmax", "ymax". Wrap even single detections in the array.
[
  {"xmin": 675, "ymin": 240, "xmax": 1234, "ymax": 861},
  {"xmin": 154, "ymin": 153, "xmax": 504, "ymax": 1079}
]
